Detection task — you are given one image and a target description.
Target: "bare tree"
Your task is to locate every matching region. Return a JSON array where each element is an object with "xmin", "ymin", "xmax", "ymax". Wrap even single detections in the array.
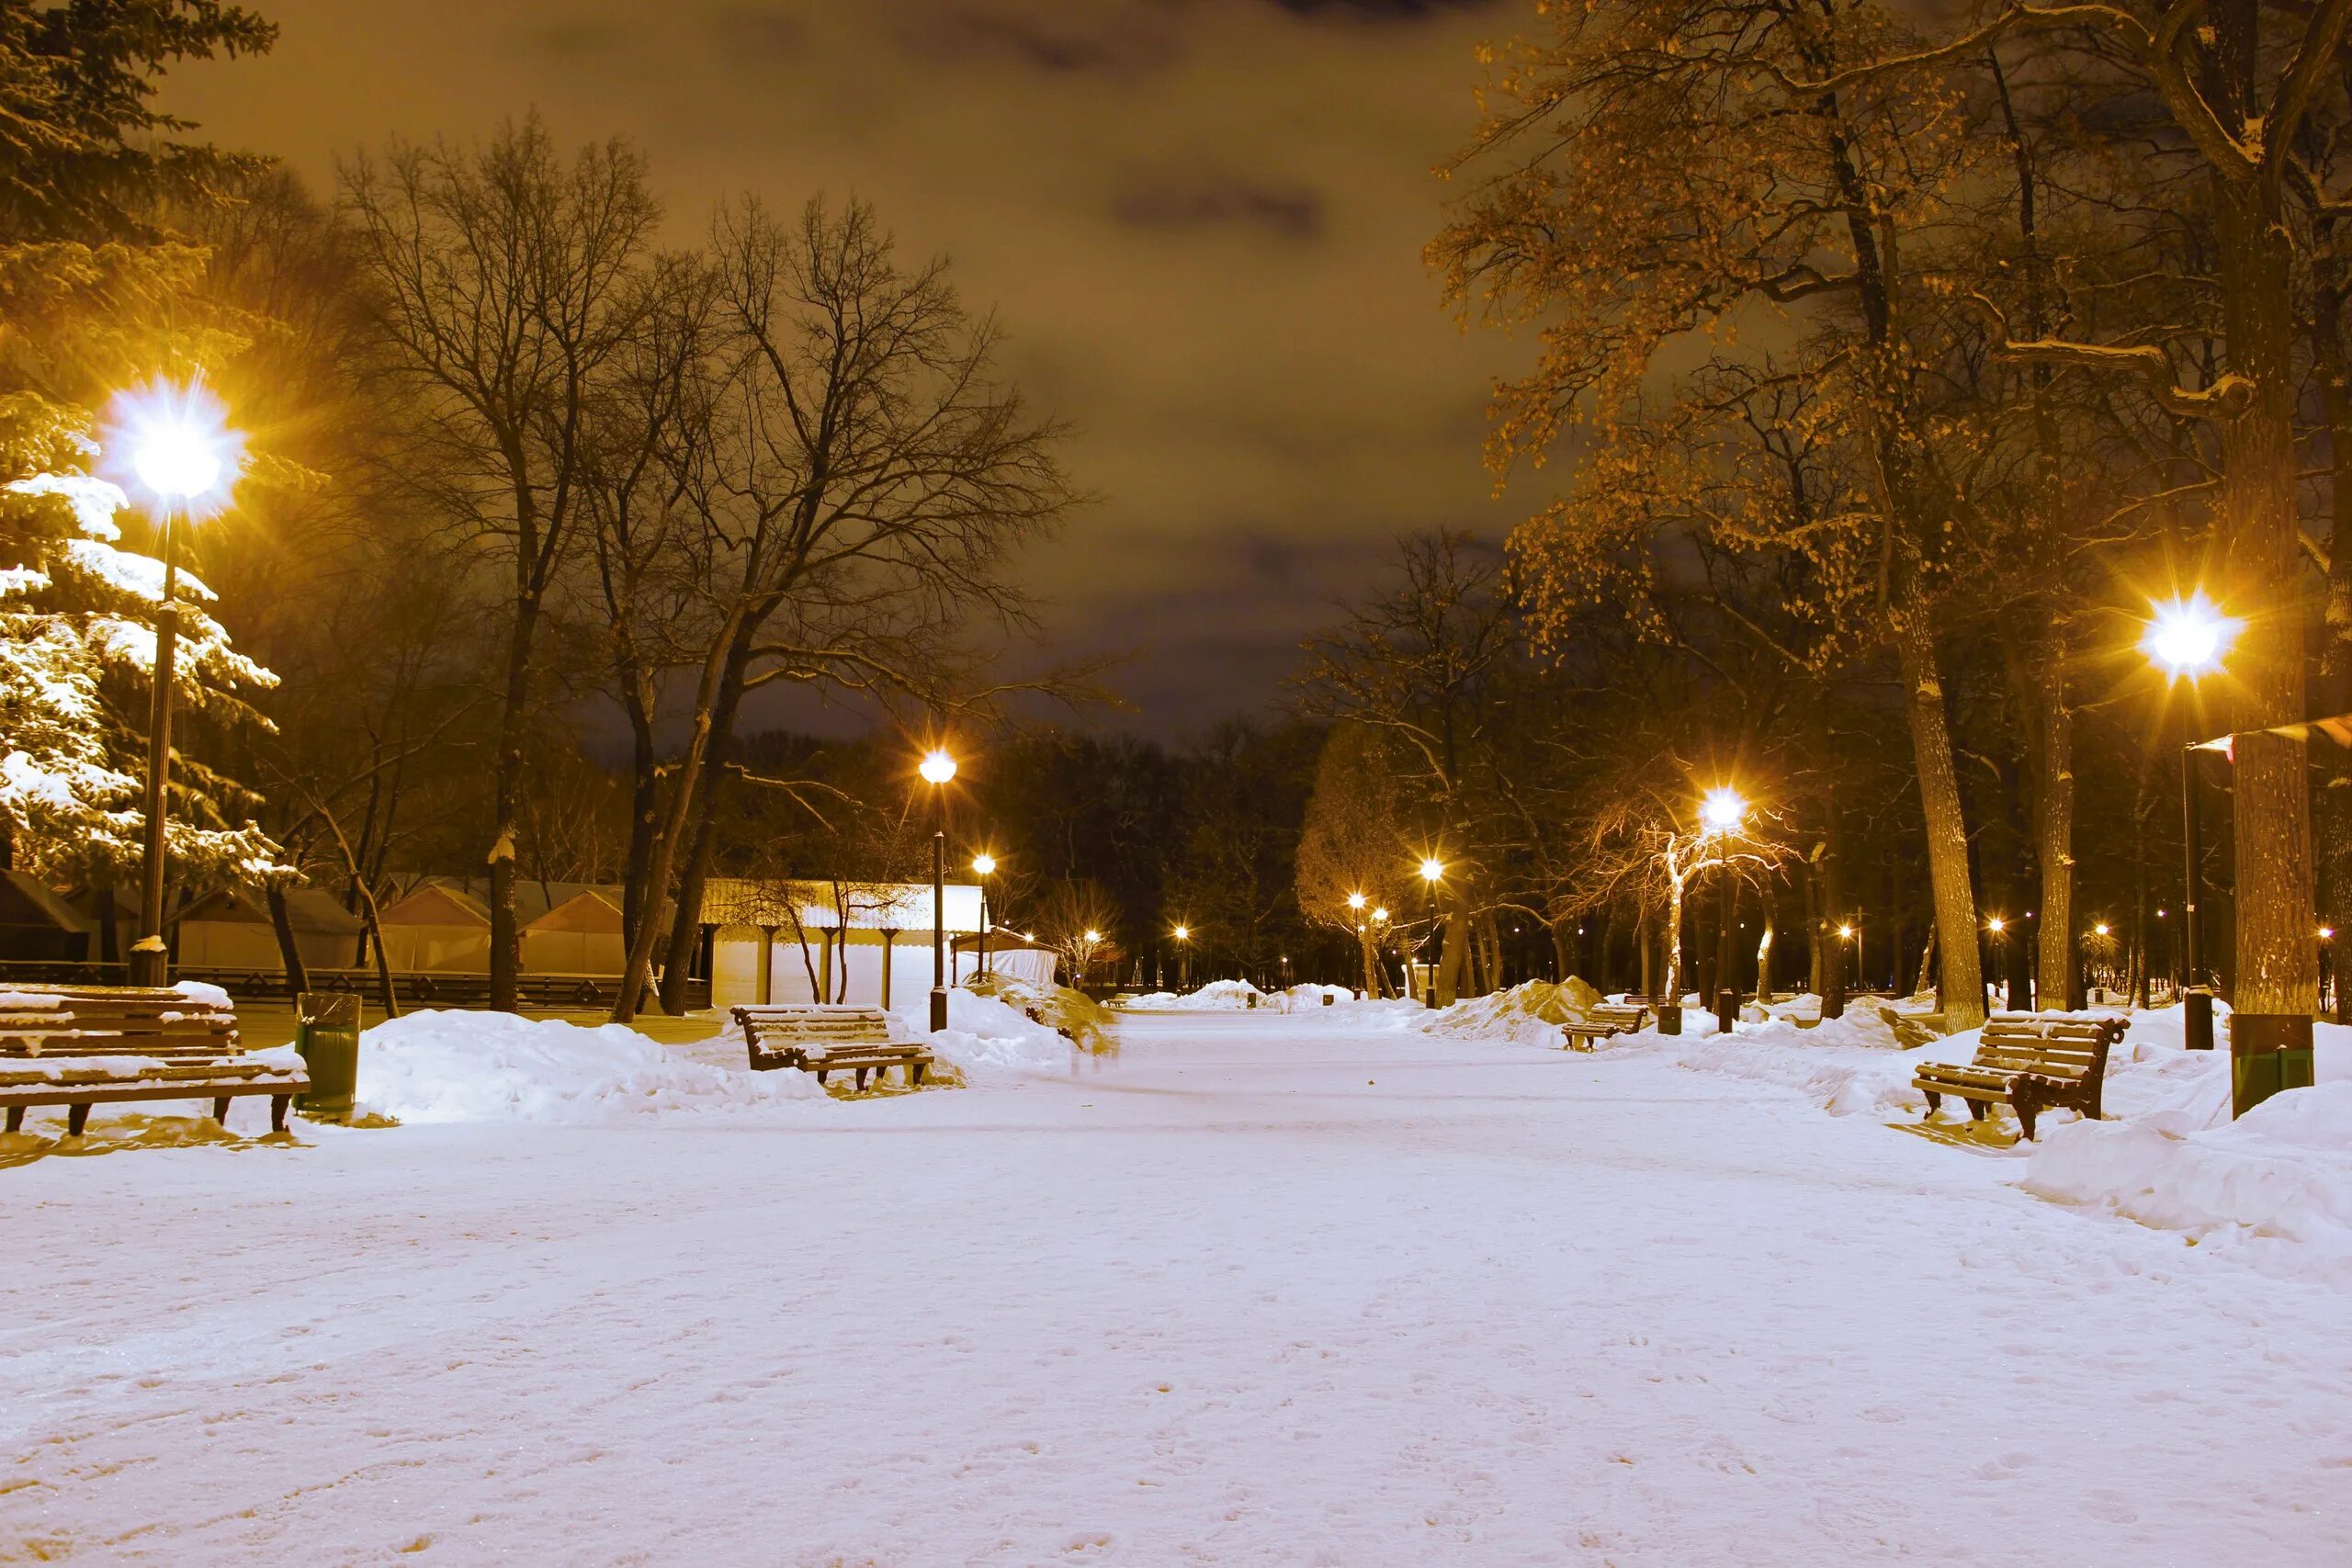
[{"xmin": 341, "ymin": 116, "xmax": 661, "ymax": 1011}]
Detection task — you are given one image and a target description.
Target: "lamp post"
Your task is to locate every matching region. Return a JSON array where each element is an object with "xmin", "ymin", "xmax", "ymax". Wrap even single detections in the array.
[
  {"xmin": 920, "ymin": 749, "xmax": 956, "ymax": 1031},
  {"xmin": 2141, "ymin": 592, "xmax": 2238, "ymax": 1053},
  {"xmin": 971, "ymin": 853, "xmax": 996, "ymax": 982},
  {"xmin": 1419, "ymin": 858, "xmax": 1444, "ymax": 1009},
  {"xmin": 1173, "ymin": 924, "xmax": 1192, "ymax": 992},
  {"xmin": 121, "ymin": 381, "xmax": 238, "ymax": 987},
  {"xmin": 1837, "ymin": 922, "xmax": 1857, "ymax": 1016},
  {"xmin": 1698, "ymin": 787, "xmax": 1747, "ymax": 1033}
]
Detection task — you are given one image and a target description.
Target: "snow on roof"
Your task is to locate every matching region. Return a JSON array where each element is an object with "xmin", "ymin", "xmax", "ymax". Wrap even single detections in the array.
[{"xmin": 701, "ymin": 876, "xmax": 984, "ymax": 933}]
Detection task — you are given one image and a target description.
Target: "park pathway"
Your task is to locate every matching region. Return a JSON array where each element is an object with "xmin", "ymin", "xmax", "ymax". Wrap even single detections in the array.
[{"xmin": 4, "ymin": 1009, "xmax": 2346, "ymax": 1563}]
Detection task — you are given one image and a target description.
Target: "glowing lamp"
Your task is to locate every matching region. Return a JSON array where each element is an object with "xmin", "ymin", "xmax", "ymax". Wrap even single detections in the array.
[
  {"xmin": 116, "ymin": 378, "xmax": 241, "ymax": 512},
  {"xmin": 1173, "ymin": 925, "xmax": 1189, "ymax": 942},
  {"xmin": 1419, "ymin": 858, "xmax": 1444, "ymax": 884},
  {"xmin": 919, "ymin": 750, "xmax": 957, "ymax": 784},
  {"xmin": 1083, "ymin": 929, "xmax": 1102, "ymax": 943},
  {"xmin": 1372, "ymin": 908, "xmax": 1388, "ymax": 922},
  {"xmin": 2141, "ymin": 592, "xmax": 2239, "ymax": 678},
  {"xmin": 1838, "ymin": 924, "xmax": 1854, "ymax": 940},
  {"xmin": 971, "ymin": 853, "xmax": 996, "ymax": 876},
  {"xmin": 2094, "ymin": 922, "xmax": 2111, "ymax": 938},
  {"xmin": 1700, "ymin": 787, "xmax": 1747, "ymax": 833},
  {"xmin": 2323, "ymin": 926, "xmax": 2336, "ymax": 941},
  {"xmin": 1347, "ymin": 892, "xmax": 1366, "ymax": 911},
  {"xmin": 1987, "ymin": 917, "xmax": 2006, "ymax": 934}
]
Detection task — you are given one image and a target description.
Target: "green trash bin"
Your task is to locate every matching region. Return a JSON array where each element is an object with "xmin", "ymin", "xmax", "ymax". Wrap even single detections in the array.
[{"xmin": 295, "ymin": 991, "xmax": 362, "ymax": 1123}]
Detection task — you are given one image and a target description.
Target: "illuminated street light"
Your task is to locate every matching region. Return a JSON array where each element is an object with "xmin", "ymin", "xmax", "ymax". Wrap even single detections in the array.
[
  {"xmin": 1699, "ymin": 786, "xmax": 1747, "ymax": 834},
  {"xmin": 1347, "ymin": 892, "xmax": 1366, "ymax": 912},
  {"xmin": 2140, "ymin": 592, "xmax": 2240, "ymax": 678},
  {"xmin": 1987, "ymin": 917, "xmax": 2006, "ymax": 934},
  {"xmin": 1838, "ymin": 924, "xmax": 1854, "ymax": 941},
  {"xmin": 971, "ymin": 853, "xmax": 997, "ymax": 981},
  {"xmin": 2142, "ymin": 594, "xmax": 2231, "ymax": 1054},
  {"xmin": 113, "ymin": 378, "xmax": 243, "ymax": 987},
  {"xmin": 921, "ymin": 747, "xmax": 958, "ymax": 1030},
  {"xmin": 2095, "ymin": 922, "xmax": 2111, "ymax": 938},
  {"xmin": 1418, "ymin": 859, "xmax": 1443, "ymax": 1009}
]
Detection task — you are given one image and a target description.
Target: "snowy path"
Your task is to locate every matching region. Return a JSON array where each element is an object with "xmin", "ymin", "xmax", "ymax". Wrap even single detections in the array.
[{"xmin": 5, "ymin": 1011, "xmax": 2348, "ymax": 1564}]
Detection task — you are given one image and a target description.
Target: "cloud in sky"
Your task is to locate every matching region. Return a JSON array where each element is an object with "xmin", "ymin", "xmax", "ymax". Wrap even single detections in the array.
[{"xmin": 165, "ymin": 0, "xmax": 1536, "ymax": 737}]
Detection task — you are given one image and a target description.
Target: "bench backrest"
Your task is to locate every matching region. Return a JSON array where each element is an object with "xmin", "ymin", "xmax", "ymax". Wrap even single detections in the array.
[
  {"xmin": 732, "ymin": 1005, "xmax": 894, "ymax": 1045},
  {"xmin": 0, "ymin": 987, "xmax": 241, "ymax": 1058},
  {"xmin": 1969, "ymin": 1016, "xmax": 2125, "ymax": 1082},
  {"xmin": 1585, "ymin": 1003, "xmax": 1651, "ymax": 1030}
]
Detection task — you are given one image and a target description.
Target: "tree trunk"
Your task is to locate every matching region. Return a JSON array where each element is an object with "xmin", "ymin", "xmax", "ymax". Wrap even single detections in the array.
[
  {"xmin": 266, "ymin": 883, "xmax": 310, "ymax": 997},
  {"xmin": 1892, "ymin": 611, "xmax": 1986, "ymax": 1028},
  {"xmin": 2312, "ymin": 262, "xmax": 2352, "ymax": 1023},
  {"xmin": 2213, "ymin": 170, "xmax": 2318, "ymax": 1029},
  {"xmin": 2035, "ymin": 661, "xmax": 2078, "ymax": 1010},
  {"xmin": 1755, "ymin": 886, "xmax": 1776, "ymax": 1007},
  {"xmin": 619, "ymin": 689, "xmax": 659, "ymax": 956},
  {"xmin": 488, "ymin": 595, "xmax": 540, "ymax": 1014},
  {"xmin": 655, "ymin": 635, "xmax": 757, "ymax": 1015}
]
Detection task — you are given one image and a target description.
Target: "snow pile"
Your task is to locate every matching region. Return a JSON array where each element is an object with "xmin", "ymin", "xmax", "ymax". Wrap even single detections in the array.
[
  {"xmin": 1673, "ymin": 1007, "xmax": 1919, "ymax": 1115},
  {"xmin": 1123, "ymin": 979, "xmax": 1268, "ymax": 1011},
  {"xmin": 356, "ymin": 1010, "xmax": 828, "ymax": 1124},
  {"xmin": 913, "ymin": 989, "xmax": 1078, "ymax": 1077},
  {"xmin": 1422, "ymin": 977, "xmax": 1609, "ymax": 1049},
  {"xmin": 962, "ymin": 971, "xmax": 1117, "ymax": 1054},
  {"xmin": 2026, "ymin": 1082, "xmax": 2352, "ymax": 1262}
]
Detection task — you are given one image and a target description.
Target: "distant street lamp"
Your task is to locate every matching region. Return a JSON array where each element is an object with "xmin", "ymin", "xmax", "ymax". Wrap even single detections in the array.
[
  {"xmin": 971, "ymin": 852, "xmax": 997, "ymax": 981},
  {"xmin": 118, "ymin": 380, "xmax": 241, "ymax": 987},
  {"xmin": 1419, "ymin": 858, "xmax": 1444, "ymax": 1009},
  {"xmin": 1173, "ymin": 923, "xmax": 1193, "ymax": 991},
  {"xmin": 2141, "ymin": 592, "xmax": 2239, "ymax": 1052},
  {"xmin": 920, "ymin": 748, "xmax": 957, "ymax": 1030}
]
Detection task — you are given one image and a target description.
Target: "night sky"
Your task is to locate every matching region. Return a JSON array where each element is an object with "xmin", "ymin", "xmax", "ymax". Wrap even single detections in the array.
[{"xmin": 164, "ymin": 0, "xmax": 1530, "ymax": 739}]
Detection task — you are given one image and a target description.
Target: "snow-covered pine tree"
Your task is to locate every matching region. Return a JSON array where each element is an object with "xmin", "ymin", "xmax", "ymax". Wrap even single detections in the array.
[{"xmin": 0, "ymin": 389, "xmax": 279, "ymax": 882}]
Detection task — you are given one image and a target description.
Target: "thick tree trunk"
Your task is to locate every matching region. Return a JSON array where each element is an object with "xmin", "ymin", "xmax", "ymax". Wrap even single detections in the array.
[
  {"xmin": 620, "ymin": 690, "xmax": 659, "ymax": 956},
  {"xmin": 266, "ymin": 883, "xmax": 310, "ymax": 998},
  {"xmin": 1892, "ymin": 611, "xmax": 1985, "ymax": 1027},
  {"xmin": 2312, "ymin": 270, "xmax": 2352, "ymax": 1023},
  {"xmin": 2214, "ymin": 172, "xmax": 2318, "ymax": 1031}
]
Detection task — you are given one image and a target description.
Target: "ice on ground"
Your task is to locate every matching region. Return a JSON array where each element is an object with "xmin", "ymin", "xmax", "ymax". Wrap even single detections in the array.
[{"xmin": 356, "ymin": 1009, "xmax": 828, "ymax": 1124}]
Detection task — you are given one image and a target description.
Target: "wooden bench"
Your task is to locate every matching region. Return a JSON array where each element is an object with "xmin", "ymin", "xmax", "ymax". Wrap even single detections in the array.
[
  {"xmin": 731, "ymin": 1005, "xmax": 934, "ymax": 1091},
  {"xmin": 0, "ymin": 985, "xmax": 307, "ymax": 1137},
  {"xmin": 1877, "ymin": 1005, "xmax": 1951, "ymax": 1051},
  {"xmin": 1563, "ymin": 1002, "xmax": 1652, "ymax": 1051},
  {"xmin": 1911, "ymin": 1014, "xmax": 2128, "ymax": 1140}
]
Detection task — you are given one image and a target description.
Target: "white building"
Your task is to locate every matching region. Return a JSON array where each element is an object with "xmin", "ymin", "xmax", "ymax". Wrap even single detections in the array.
[{"xmin": 700, "ymin": 878, "xmax": 984, "ymax": 1012}]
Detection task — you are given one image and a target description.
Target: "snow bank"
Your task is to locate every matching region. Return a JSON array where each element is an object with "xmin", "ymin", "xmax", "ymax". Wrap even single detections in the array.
[
  {"xmin": 1670, "ymin": 1007, "xmax": 1922, "ymax": 1115},
  {"xmin": 2026, "ymin": 1082, "xmax": 2352, "ymax": 1262},
  {"xmin": 963, "ymin": 972, "xmax": 1117, "ymax": 1054},
  {"xmin": 1123, "ymin": 979, "xmax": 1267, "ymax": 1011},
  {"xmin": 356, "ymin": 1010, "xmax": 827, "ymax": 1124},
  {"xmin": 911, "ymin": 989, "xmax": 1077, "ymax": 1077},
  {"xmin": 1422, "ymin": 977, "xmax": 1608, "ymax": 1050}
]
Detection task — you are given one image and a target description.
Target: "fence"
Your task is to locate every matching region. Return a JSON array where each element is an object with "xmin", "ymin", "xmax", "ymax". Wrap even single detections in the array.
[{"xmin": 0, "ymin": 962, "xmax": 707, "ymax": 1013}]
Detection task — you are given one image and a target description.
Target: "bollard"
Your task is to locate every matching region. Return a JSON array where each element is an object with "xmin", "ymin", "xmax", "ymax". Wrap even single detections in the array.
[{"xmin": 1715, "ymin": 987, "xmax": 1738, "ymax": 1036}]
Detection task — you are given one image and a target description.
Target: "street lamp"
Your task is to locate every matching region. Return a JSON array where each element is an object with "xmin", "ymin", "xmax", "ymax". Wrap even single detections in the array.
[
  {"xmin": 971, "ymin": 852, "xmax": 997, "ymax": 982},
  {"xmin": 116, "ymin": 379, "xmax": 241, "ymax": 987},
  {"xmin": 1419, "ymin": 858, "xmax": 1444, "ymax": 1009},
  {"xmin": 1173, "ymin": 923, "xmax": 1192, "ymax": 992},
  {"xmin": 920, "ymin": 748, "xmax": 956, "ymax": 1030},
  {"xmin": 1700, "ymin": 786, "xmax": 1747, "ymax": 835},
  {"xmin": 2141, "ymin": 592, "xmax": 2238, "ymax": 1052}
]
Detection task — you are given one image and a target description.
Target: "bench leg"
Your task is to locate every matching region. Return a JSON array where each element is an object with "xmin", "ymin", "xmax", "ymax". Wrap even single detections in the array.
[
  {"xmin": 5, "ymin": 1106, "xmax": 21, "ymax": 1134},
  {"xmin": 1920, "ymin": 1088, "xmax": 1942, "ymax": 1119},
  {"xmin": 2012, "ymin": 1093, "xmax": 2041, "ymax": 1142},
  {"xmin": 211, "ymin": 1096, "xmax": 232, "ymax": 1126},
  {"xmin": 66, "ymin": 1102, "xmax": 89, "ymax": 1138},
  {"xmin": 912, "ymin": 1063, "xmax": 927, "ymax": 1087},
  {"xmin": 271, "ymin": 1095, "xmax": 290, "ymax": 1134},
  {"xmin": 854, "ymin": 1067, "xmax": 870, "ymax": 1092},
  {"xmin": 1965, "ymin": 1099, "xmax": 1987, "ymax": 1122},
  {"xmin": 814, "ymin": 1067, "xmax": 829, "ymax": 1086}
]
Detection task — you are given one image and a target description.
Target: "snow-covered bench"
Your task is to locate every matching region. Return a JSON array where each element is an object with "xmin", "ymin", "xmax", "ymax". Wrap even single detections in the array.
[
  {"xmin": 1911, "ymin": 1015, "xmax": 2126, "ymax": 1140},
  {"xmin": 1563, "ymin": 1002, "xmax": 1651, "ymax": 1051},
  {"xmin": 0, "ymin": 986, "xmax": 307, "ymax": 1137},
  {"xmin": 730, "ymin": 1005, "xmax": 933, "ymax": 1092},
  {"xmin": 1877, "ymin": 1005, "xmax": 1950, "ymax": 1051}
]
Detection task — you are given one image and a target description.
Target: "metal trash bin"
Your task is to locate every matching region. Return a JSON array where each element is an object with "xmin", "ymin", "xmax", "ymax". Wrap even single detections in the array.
[{"xmin": 295, "ymin": 991, "xmax": 362, "ymax": 1123}]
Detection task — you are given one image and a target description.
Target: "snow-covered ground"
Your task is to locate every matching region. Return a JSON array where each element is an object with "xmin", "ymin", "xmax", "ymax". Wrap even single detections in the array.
[{"xmin": 4, "ymin": 1009, "xmax": 2348, "ymax": 1563}]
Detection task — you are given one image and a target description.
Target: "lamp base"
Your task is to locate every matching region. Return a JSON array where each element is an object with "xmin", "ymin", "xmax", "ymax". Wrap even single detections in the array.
[{"xmin": 929, "ymin": 987, "xmax": 948, "ymax": 1033}]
